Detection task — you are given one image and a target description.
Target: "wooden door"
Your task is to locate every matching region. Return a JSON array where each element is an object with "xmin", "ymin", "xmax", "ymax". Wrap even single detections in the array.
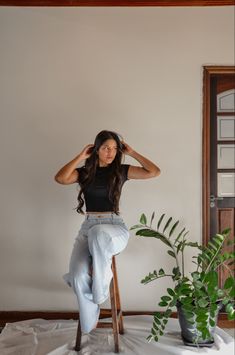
[{"xmin": 203, "ymin": 66, "xmax": 235, "ymax": 288}]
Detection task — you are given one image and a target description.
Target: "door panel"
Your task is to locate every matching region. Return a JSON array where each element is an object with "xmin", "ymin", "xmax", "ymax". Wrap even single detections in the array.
[
  {"xmin": 203, "ymin": 67, "xmax": 234, "ymax": 300},
  {"xmin": 210, "ymin": 77, "xmax": 235, "ymax": 232}
]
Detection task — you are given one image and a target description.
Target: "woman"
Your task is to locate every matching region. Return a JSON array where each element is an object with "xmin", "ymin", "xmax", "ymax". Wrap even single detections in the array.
[{"xmin": 54, "ymin": 130, "xmax": 160, "ymax": 334}]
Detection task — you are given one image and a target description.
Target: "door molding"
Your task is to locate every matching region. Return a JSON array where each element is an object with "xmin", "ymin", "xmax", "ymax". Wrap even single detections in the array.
[{"xmin": 202, "ymin": 66, "xmax": 235, "ymax": 246}]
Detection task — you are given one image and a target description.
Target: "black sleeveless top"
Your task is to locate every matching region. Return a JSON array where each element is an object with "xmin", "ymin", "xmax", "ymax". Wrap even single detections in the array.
[{"xmin": 76, "ymin": 164, "xmax": 130, "ymax": 212}]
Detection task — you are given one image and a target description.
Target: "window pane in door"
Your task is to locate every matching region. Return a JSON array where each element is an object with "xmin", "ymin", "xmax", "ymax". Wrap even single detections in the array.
[
  {"xmin": 217, "ymin": 144, "xmax": 235, "ymax": 169},
  {"xmin": 217, "ymin": 173, "xmax": 235, "ymax": 197},
  {"xmin": 217, "ymin": 116, "xmax": 235, "ymax": 140},
  {"xmin": 217, "ymin": 89, "xmax": 235, "ymax": 112}
]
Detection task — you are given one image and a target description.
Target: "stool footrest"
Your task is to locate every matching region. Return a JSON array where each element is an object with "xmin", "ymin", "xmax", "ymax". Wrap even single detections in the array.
[
  {"xmin": 97, "ymin": 322, "xmax": 113, "ymax": 328},
  {"xmin": 97, "ymin": 310, "xmax": 122, "ymax": 328}
]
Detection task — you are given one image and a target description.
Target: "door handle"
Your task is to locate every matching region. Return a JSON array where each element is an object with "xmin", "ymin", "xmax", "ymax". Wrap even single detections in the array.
[{"xmin": 210, "ymin": 195, "xmax": 224, "ymax": 208}]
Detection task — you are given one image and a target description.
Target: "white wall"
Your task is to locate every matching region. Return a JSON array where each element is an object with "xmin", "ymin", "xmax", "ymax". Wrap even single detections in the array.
[{"xmin": 0, "ymin": 6, "xmax": 234, "ymax": 311}]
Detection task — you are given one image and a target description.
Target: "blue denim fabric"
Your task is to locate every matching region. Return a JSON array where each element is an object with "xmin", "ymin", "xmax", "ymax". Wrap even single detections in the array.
[{"xmin": 63, "ymin": 212, "xmax": 130, "ymax": 333}]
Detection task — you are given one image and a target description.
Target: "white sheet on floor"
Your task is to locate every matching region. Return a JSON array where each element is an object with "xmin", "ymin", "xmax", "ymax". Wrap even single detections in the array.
[{"xmin": 0, "ymin": 315, "xmax": 234, "ymax": 355}]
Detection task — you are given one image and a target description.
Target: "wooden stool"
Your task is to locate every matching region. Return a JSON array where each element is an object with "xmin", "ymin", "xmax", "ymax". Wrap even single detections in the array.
[{"xmin": 75, "ymin": 255, "xmax": 124, "ymax": 353}]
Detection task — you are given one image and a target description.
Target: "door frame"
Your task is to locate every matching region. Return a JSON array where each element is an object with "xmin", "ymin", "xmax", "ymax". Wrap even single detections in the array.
[{"xmin": 202, "ymin": 65, "xmax": 235, "ymax": 246}]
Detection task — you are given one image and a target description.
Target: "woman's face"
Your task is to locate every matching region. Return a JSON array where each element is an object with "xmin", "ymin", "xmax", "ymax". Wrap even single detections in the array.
[{"xmin": 97, "ymin": 138, "xmax": 118, "ymax": 167}]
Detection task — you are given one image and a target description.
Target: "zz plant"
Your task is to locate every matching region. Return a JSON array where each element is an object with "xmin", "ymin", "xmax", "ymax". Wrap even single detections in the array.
[{"xmin": 131, "ymin": 212, "xmax": 235, "ymax": 345}]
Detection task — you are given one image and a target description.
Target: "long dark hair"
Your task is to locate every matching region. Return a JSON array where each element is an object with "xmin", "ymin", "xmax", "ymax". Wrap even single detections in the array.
[{"xmin": 75, "ymin": 130, "xmax": 125, "ymax": 215}]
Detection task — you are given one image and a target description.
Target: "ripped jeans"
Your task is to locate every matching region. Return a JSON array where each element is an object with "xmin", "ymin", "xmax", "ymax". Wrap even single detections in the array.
[{"xmin": 63, "ymin": 212, "xmax": 130, "ymax": 333}]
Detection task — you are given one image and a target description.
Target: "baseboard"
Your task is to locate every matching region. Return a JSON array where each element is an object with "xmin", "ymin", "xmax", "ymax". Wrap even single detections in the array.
[{"xmin": 0, "ymin": 310, "xmax": 234, "ymax": 328}]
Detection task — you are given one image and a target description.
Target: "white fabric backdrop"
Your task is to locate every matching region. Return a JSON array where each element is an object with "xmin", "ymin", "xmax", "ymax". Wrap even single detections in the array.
[{"xmin": 0, "ymin": 315, "xmax": 234, "ymax": 355}]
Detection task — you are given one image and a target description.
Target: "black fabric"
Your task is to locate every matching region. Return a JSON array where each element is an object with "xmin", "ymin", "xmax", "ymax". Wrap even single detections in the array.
[{"xmin": 76, "ymin": 164, "xmax": 130, "ymax": 212}]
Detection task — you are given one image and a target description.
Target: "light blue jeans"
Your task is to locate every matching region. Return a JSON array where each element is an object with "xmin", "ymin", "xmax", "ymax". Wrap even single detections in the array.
[{"xmin": 63, "ymin": 212, "xmax": 130, "ymax": 333}]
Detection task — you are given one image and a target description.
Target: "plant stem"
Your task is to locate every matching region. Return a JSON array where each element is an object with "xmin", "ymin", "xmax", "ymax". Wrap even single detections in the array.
[
  {"xmin": 182, "ymin": 250, "xmax": 185, "ymax": 277},
  {"xmin": 202, "ymin": 239, "xmax": 225, "ymax": 280}
]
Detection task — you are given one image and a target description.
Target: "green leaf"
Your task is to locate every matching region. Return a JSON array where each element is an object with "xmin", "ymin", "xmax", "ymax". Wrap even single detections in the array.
[
  {"xmin": 210, "ymin": 293, "xmax": 218, "ymax": 303},
  {"xmin": 222, "ymin": 297, "xmax": 229, "ymax": 305},
  {"xmin": 158, "ymin": 268, "xmax": 165, "ymax": 275},
  {"xmin": 214, "ymin": 233, "xmax": 225, "ymax": 242},
  {"xmin": 140, "ymin": 213, "xmax": 147, "ymax": 225},
  {"xmin": 191, "ymin": 272, "xmax": 200, "ymax": 281},
  {"xmin": 209, "ymin": 318, "xmax": 216, "ymax": 327},
  {"xmin": 167, "ymin": 250, "xmax": 176, "ymax": 258},
  {"xmin": 174, "ymin": 227, "xmax": 186, "ymax": 244},
  {"xmin": 173, "ymin": 267, "xmax": 180, "ymax": 276},
  {"xmin": 196, "ymin": 314, "xmax": 208, "ymax": 322},
  {"xmin": 136, "ymin": 229, "xmax": 159, "ymax": 237},
  {"xmin": 205, "ymin": 270, "xmax": 218, "ymax": 289},
  {"xmin": 183, "ymin": 230, "xmax": 189, "ymax": 239},
  {"xmin": 136, "ymin": 229, "xmax": 172, "ymax": 247},
  {"xmin": 163, "ymin": 217, "xmax": 172, "ymax": 233},
  {"xmin": 208, "ymin": 241, "xmax": 218, "ymax": 252},
  {"xmin": 157, "ymin": 213, "xmax": 165, "ymax": 230},
  {"xmin": 217, "ymin": 289, "xmax": 225, "ymax": 298},
  {"xmin": 201, "ymin": 251, "xmax": 212, "ymax": 263},
  {"xmin": 221, "ymin": 227, "xmax": 231, "ymax": 236},
  {"xmin": 177, "ymin": 242, "xmax": 183, "ymax": 254},
  {"xmin": 153, "ymin": 317, "xmax": 161, "ymax": 325},
  {"xmin": 224, "ymin": 277, "xmax": 234, "ymax": 289},
  {"xmin": 150, "ymin": 211, "xmax": 155, "ymax": 227},
  {"xmin": 198, "ymin": 298, "xmax": 209, "ymax": 308},
  {"xmin": 169, "ymin": 299, "xmax": 177, "ymax": 307},
  {"xmin": 167, "ymin": 288, "xmax": 175, "ymax": 297},
  {"xmin": 165, "ymin": 309, "xmax": 172, "ymax": 317},
  {"xmin": 225, "ymin": 303, "xmax": 234, "ymax": 314},
  {"xmin": 169, "ymin": 220, "xmax": 179, "ymax": 237},
  {"xmin": 154, "ymin": 311, "xmax": 163, "ymax": 319},
  {"xmin": 228, "ymin": 312, "xmax": 235, "ymax": 320},
  {"xmin": 213, "ymin": 236, "xmax": 223, "ymax": 248},
  {"xmin": 194, "ymin": 280, "xmax": 204, "ymax": 289},
  {"xmin": 226, "ymin": 304, "xmax": 235, "ymax": 320},
  {"xmin": 130, "ymin": 224, "xmax": 144, "ymax": 230},
  {"xmin": 159, "ymin": 301, "xmax": 168, "ymax": 307},
  {"xmin": 186, "ymin": 242, "xmax": 200, "ymax": 248},
  {"xmin": 161, "ymin": 295, "xmax": 171, "ymax": 302},
  {"xmin": 153, "ymin": 321, "xmax": 159, "ymax": 330},
  {"xmin": 229, "ymin": 286, "xmax": 235, "ymax": 298},
  {"xmin": 181, "ymin": 297, "xmax": 193, "ymax": 305}
]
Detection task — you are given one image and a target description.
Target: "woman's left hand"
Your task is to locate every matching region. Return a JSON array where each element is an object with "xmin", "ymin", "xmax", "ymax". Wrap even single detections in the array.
[{"xmin": 121, "ymin": 141, "xmax": 135, "ymax": 156}]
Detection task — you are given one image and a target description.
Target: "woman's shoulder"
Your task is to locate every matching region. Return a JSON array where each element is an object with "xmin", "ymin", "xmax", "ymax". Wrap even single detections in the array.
[
  {"xmin": 76, "ymin": 166, "xmax": 87, "ymax": 183},
  {"xmin": 120, "ymin": 164, "xmax": 130, "ymax": 181}
]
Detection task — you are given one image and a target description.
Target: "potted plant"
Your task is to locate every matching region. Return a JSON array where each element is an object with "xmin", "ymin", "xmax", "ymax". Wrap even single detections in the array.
[{"xmin": 131, "ymin": 212, "xmax": 235, "ymax": 347}]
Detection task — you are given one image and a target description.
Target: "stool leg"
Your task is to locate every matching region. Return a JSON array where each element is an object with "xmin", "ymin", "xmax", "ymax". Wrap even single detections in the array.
[
  {"xmin": 112, "ymin": 256, "xmax": 124, "ymax": 334},
  {"xmin": 75, "ymin": 317, "xmax": 82, "ymax": 352},
  {"xmin": 110, "ymin": 277, "xmax": 120, "ymax": 353}
]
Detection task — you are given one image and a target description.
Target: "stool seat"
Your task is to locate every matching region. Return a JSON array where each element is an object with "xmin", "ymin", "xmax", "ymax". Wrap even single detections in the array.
[{"xmin": 75, "ymin": 255, "xmax": 124, "ymax": 353}]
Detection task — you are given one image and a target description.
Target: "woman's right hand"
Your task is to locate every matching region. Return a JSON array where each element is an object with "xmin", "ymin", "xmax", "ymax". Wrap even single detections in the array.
[{"xmin": 79, "ymin": 144, "xmax": 95, "ymax": 160}]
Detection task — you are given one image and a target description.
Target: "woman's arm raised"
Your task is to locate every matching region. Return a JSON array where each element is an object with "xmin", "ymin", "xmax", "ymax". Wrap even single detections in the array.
[
  {"xmin": 54, "ymin": 144, "xmax": 94, "ymax": 185},
  {"xmin": 122, "ymin": 142, "xmax": 161, "ymax": 179}
]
